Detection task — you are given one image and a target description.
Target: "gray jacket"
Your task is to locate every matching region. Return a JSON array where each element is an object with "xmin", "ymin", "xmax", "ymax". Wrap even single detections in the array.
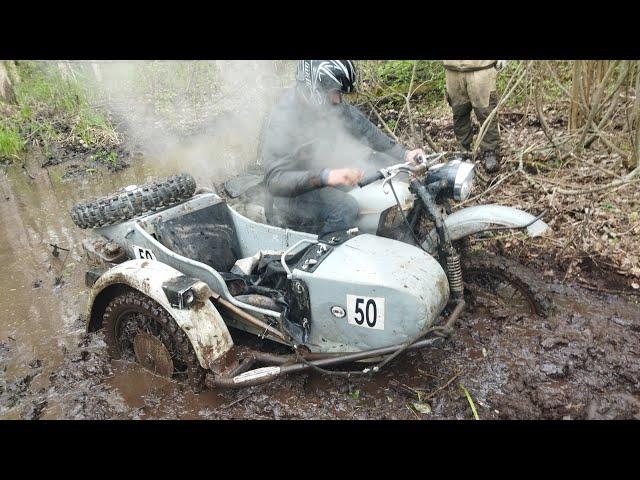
[{"xmin": 261, "ymin": 87, "xmax": 407, "ymax": 197}]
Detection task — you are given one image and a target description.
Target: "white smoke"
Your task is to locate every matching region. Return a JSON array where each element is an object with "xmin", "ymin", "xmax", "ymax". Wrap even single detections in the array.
[
  {"xmin": 59, "ymin": 60, "xmax": 395, "ymax": 191},
  {"xmin": 70, "ymin": 60, "xmax": 294, "ymax": 186}
]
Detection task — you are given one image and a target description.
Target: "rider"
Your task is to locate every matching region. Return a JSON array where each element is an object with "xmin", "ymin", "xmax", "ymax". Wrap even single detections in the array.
[{"xmin": 261, "ymin": 60, "xmax": 425, "ymax": 235}]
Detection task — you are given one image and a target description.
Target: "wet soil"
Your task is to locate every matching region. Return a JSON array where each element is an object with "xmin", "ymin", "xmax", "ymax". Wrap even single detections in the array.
[{"xmin": 1, "ymin": 149, "xmax": 638, "ymax": 420}]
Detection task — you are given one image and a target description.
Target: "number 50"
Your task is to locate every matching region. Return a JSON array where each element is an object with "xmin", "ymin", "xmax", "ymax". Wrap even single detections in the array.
[{"xmin": 355, "ymin": 298, "xmax": 377, "ymax": 328}]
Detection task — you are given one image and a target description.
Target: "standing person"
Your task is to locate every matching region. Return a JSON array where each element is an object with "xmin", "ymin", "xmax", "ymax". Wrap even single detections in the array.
[
  {"xmin": 443, "ymin": 60, "xmax": 507, "ymax": 173},
  {"xmin": 261, "ymin": 60, "xmax": 425, "ymax": 234}
]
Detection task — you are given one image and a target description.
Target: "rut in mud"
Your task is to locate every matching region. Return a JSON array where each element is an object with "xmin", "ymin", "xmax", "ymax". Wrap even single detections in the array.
[{"xmin": 1, "ymin": 152, "xmax": 638, "ymax": 419}]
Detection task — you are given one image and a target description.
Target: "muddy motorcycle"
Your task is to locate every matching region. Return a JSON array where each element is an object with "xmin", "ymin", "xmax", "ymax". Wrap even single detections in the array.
[
  {"xmin": 70, "ymin": 158, "xmax": 549, "ymax": 390},
  {"xmin": 230, "ymin": 153, "xmax": 550, "ymax": 315}
]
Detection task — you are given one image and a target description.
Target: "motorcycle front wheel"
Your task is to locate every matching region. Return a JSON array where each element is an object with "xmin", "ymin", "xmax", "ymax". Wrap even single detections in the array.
[{"xmin": 461, "ymin": 252, "xmax": 552, "ymax": 317}]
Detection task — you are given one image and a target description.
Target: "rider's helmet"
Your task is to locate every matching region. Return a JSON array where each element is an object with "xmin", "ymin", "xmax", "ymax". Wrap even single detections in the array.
[{"xmin": 296, "ymin": 60, "xmax": 357, "ymax": 106}]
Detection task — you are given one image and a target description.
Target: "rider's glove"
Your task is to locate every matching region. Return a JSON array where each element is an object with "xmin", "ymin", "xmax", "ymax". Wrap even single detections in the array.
[{"xmin": 496, "ymin": 60, "xmax": 507, "ymax": 71}]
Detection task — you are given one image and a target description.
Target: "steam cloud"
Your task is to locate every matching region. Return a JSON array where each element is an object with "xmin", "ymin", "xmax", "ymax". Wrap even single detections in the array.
[
  {"xmin": 66, "ymin": 60, "xmax": 292, "ymax": 186},
  {"xmin": 61, "ymin": 60, "xmax": 397, "ymax": 187}
]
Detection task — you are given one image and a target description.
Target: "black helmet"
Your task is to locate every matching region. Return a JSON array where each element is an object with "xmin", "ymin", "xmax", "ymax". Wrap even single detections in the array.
[{"xmin": 296, "ymin": 60, "xmax": 357, "ymax": 105}]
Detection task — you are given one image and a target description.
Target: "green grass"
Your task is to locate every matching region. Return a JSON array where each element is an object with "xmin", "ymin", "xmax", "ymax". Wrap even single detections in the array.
[
  {"xmin": 16, "ymin": 61, "xmax": 87, "ymax": 113},
  {"xmin": 92, "ymin": 149, "xmax": 118, "ymax": 167},
  {"xmin": 6, "ymin": 61, "xmax": 119, "ymax": 152},
  {"xmin": 0, "ymin": 125, "xmax": 23, "ymax": 160},
  {"xmin": 1, "ymin": 61, "xmax": 243, "ymax": 162}
]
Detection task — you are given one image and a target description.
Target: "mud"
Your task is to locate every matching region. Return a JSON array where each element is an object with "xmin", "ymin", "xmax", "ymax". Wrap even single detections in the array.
[
  {"xmin": 195, "ymin": 281, "xmax": 639, "ymax": 420},
  {"xmin": 1, "ymin": 147, "xmax": 639, "ymax": 420}
]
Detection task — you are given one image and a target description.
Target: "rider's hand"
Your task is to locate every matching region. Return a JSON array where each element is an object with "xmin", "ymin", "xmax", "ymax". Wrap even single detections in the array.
[
  {"xmin": 326, "ymin": 168, "xmax": 364, "ymax": 187},
  {"xmin": 405, "ymin": 148, "xmax": 426, "ymax": 165},
  {"xmin": 496, "ymin": 60, "xmax": 508, "ymax": 71}
]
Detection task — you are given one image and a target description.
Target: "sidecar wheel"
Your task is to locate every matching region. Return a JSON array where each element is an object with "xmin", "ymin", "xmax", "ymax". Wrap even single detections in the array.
[
  {"xmin": 462, "ymin": 253, "xmax": 552, "ymax": 317},
  {"xmin": 102, "ymin": 289, "xmax": 205, "ymax": 391},
  {"xmin": 70, "ymin": 172, "xmax": 196, "ymax": 229}
]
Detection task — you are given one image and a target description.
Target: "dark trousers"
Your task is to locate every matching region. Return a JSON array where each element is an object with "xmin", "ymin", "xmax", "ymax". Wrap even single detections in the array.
[
  {"xmin": 274, "ymin": 186, "xmax": 360, "ymax": 235},
  {"xmin": 450, "ymin": 93, "xmax": 500, "ymax": 152}
]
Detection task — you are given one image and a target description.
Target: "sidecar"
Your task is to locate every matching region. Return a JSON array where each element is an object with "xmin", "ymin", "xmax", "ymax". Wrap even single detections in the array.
[{"xmin": 75, "ymin": 174, "xmax": 451, "ymax": 389}]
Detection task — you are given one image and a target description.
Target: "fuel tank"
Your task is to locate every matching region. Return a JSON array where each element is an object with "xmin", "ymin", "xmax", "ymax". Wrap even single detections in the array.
[
  {"xmin": 292, "ymin": 234, "xmax": 449, "ymax": 352},
  {"xmin": 348, "ymin": 177, "xmax": 414, "ymax": 234}
]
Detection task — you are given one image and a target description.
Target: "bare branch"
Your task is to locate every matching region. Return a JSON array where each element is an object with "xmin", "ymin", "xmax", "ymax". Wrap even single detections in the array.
[
  {"xmin": 577, "ymin": 61, "xmax": 619, "ymax": 147},
  {"xmin": 367, "ymin": 100, "xmax": 400, "ymax": 143}
]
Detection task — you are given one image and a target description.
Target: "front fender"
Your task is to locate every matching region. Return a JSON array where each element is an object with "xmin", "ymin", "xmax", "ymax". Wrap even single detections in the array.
[
  {"xmin": 87, "ymin": 259, "xmax": 233, "ymax": 370},
  {"xmin": 421, "ymin": 204, "xmax": 550, "ymax": 254}
]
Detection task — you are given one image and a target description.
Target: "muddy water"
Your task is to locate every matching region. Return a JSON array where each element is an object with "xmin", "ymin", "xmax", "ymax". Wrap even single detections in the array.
[
  {"xmin": 0, "ymin": 154, "xmax": 231, "ymax": 419},
  {"xmin": 1, "ymin": 154, "xmax": 639, "ymax": 420}
]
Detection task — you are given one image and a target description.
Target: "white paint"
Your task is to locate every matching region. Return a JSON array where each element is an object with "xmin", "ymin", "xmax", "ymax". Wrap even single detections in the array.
[{"xmin": 232, "ymin": 366, "xmax": 281, "ymax": 384}]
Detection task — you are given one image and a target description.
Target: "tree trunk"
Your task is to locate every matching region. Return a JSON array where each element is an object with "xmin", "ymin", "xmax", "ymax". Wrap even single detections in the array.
[
  {"xmin": 569, "ymin": 61, "xmax": 582, "ymax": 131},
  {"xmin": 569, "ymin": 60, "xmax": 614, "ymax": 132},
  {"xmin": 5, "ymin": 60, "xmax": 20, "ymax": 84},
  {"xmin": 0, "ymin": 61, "xmax": 17, "ymax": 104},
  {"xmin": 626, "ymin": 61, "xmax": 640, "ymax": 171}
]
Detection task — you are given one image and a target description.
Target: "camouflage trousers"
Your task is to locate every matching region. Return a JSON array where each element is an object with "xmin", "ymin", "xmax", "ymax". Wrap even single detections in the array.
[{"xmin": 445, "ymin": 68, "xmax": 500, "ymax": 153}]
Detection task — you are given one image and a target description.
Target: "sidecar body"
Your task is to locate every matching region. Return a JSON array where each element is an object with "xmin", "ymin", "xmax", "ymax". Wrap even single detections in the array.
[{"xmin": 83, "ymin": 192, "xmax": 450, "ymax": 376}]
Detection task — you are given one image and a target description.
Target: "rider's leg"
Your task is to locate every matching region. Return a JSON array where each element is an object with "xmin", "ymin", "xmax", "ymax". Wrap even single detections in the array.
[
  {"xmin": 316, "ymin": 187, "xmax": 359, "ymax": 234},
  {"xmin": 280, "ymin": 187, "xmax": 359, "ymax": 234}
]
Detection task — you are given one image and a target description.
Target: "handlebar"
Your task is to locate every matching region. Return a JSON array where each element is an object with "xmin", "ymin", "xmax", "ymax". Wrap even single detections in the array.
[
  {"xmin": 356, "ymin": 153, "xmax": 445, "ymax": 188},
  {"xmin": 357, "ymin": 171, "xmax": 384, "ymax": 188}
]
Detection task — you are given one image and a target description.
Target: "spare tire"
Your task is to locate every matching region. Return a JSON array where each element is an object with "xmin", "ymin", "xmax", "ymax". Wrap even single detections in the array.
[{"xmin": 70, "ymin": 172, "xmax": 197, "ymax": 229}]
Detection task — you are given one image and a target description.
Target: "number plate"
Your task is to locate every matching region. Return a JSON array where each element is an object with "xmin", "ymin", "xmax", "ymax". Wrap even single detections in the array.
[
  {"xmin": 133, "ymin": 245, "xmax": 157, "ymax": 261},
  {"xmin": 347, "ymin": 295, "xmax": 385, "ymax": 330}
]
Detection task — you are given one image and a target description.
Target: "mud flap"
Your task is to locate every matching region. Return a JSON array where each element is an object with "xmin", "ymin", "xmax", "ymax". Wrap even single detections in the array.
[
  {"xmin": 86, "ymin": 259, "xmax": 234, "ymax": 370},
  {"xmin": 421, "ymin": 204, "xmax": 549, "ymax": 254}
]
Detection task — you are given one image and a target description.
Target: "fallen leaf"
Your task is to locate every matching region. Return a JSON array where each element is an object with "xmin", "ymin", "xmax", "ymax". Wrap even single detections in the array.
[{"xmin": 412, "ymin": 402, "xmax": 432, "ymax": 414}]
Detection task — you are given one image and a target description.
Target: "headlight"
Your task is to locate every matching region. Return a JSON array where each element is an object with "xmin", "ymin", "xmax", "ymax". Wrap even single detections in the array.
[
  {"xmin": 453, "ymin": 161, "xmax": 475, "ymax": 201},
  {"xmin": 427, "ymin": 158, "xmax": 475, "ymax": 201}
]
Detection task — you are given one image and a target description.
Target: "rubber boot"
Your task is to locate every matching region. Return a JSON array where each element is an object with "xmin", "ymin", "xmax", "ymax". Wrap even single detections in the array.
[{"xmin": 482, "ymin": 150, "xmax": 499, "ymax": 173}]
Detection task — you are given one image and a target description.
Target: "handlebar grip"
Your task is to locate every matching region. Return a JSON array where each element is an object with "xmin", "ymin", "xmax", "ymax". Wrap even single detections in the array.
[{"xmin": 358, "ymin": 171, "xmax": 384, "ymax": 188}]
